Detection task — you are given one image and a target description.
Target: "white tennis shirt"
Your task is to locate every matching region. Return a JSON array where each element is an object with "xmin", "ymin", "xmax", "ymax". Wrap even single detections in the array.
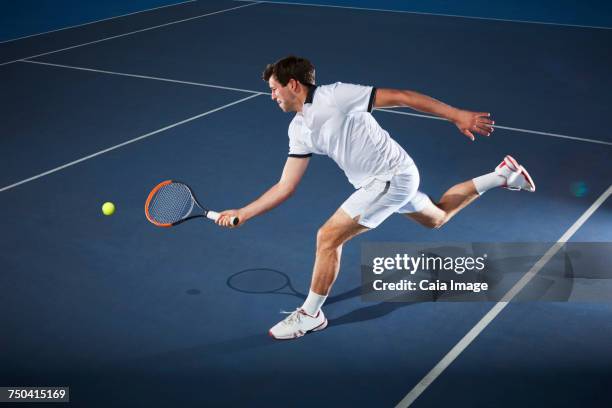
[{"xmin": 288, "ymin": 82, "xmax": 414, "ymax": 189}]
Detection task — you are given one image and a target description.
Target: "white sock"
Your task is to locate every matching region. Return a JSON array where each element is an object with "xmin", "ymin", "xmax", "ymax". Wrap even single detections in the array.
[
  {"xmin": 472, "ymin": 171, "xmax": 505, "ymax": 195},
  {"xmin": 302, "ymin": 290, "xmax": 327, "ymax": 316}
]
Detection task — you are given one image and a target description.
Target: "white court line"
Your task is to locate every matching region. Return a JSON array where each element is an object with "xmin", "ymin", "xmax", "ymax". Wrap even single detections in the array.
[
  {"xmin": 0, "ymin": 2, "xmax": 261, "ymax": 67},
  {"xmin": 0, "ymin": 0, "xmax": 197, "ymax": 45},
  {"xmin": 395, "ymin": 184, "xmax": 612, "ymax": 408},
  {"xmin": 20, "ymin": 59, "xmax": 262, "ymax": 95},
  {"xmin": 243, "ymin": 0, "xmax": 612, "ymax": 30},
  {"xmin": 16, "ymin": 60, "xmax": 612, "ymax": 147},
  {"xmin": 0, "ymin": 93, "xmax": 262, "ymax": 193},
  {"xmin": 376, "ymin": 108, "xmax": 612, "ymax": 147}
]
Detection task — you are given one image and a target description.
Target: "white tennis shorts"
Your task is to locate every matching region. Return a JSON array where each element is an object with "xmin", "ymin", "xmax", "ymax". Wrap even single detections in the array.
[{"xmin": 340, "ymin": 165, "xmax": 430, "ymax": 229}]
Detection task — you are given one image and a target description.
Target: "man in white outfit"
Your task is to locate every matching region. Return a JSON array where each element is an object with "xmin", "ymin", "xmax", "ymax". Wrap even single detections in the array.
[{"xmin": 217, "ymin": 56, "xmax": 535, "ymax": 340}]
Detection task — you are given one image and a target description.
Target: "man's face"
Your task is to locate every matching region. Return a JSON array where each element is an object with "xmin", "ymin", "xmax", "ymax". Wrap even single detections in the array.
[{"xmin": 269, "ymin": 76, "xmax": 298, "ymax": 112}]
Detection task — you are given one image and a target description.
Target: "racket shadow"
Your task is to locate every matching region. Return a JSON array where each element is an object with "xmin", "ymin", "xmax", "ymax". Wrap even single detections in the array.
[
  {"xmin": 227, "ymin": 268, "xmax": 307, "ymax": 300},
  {"xmin": 227, "ymin": 268, "xmax": 370, "ymax": 304}
]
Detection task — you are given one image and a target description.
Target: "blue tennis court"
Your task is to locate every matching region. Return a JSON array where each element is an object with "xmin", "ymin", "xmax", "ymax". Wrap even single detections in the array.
[{"xmin": 1, "ymin": 1, "xmax": 611, "ymax": 406}]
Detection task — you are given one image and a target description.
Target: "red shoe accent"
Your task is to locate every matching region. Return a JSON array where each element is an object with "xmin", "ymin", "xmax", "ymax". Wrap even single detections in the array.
[
  {"xmin": 312, "ymin": 319, "xmax": 329, "ymax": 332},
  {"xmin": 505, "ymin": 155, "xmax": 520, "ymax": 170},
  {"xmin": 520, "ymin": 166, "xmax": 536, "ymax": 191}
]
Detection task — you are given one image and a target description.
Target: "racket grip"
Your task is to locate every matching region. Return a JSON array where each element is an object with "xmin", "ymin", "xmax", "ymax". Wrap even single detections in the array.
[{"xmin": 206, "ymin": 211, "xmax": 239, "ymax": 226}]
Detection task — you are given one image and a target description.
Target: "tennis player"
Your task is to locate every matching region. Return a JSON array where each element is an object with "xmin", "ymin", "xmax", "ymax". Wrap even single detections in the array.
[{"xmin": 217, "ymin": 56, "xmax": 535, "ymax": 340}]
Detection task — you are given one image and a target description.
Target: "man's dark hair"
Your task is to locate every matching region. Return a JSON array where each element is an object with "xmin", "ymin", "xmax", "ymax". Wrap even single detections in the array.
[{"xmin": 262, "ymin": 56, "xmax": 315, "ymax": 87}]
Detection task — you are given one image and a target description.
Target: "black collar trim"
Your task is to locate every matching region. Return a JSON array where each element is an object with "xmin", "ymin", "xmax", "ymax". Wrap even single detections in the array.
[{"xmin": 305, "ymin": 85, "xmax": 317, "ymax": 104}]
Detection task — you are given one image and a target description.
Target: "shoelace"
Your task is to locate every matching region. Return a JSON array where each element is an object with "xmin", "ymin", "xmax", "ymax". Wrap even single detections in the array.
[{"xmin": 280, "ymin": 308, "xmax": 302, "ymax": 325}]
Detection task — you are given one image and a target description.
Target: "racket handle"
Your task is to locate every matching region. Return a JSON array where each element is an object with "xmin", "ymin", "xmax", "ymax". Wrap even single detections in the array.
[{"xmin": 206, "ymin": 211, "xmax": 239, "ymax": 226}]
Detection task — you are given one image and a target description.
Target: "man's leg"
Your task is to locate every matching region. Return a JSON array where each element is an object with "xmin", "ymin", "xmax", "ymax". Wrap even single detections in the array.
[
  {"xmin": 269, "ymin": 208, "xmax": 369, "ymax": 339},
  {"xmin": 301, "ymin": 208, "xmax": 369, "ymax": 317},
  {"xmin": 310, "ymin": 208, "xmax": 370, "ymax": 295},
  {"xmin": 406, "ymin": 155, "xmax": 535, "ymax": 228}
]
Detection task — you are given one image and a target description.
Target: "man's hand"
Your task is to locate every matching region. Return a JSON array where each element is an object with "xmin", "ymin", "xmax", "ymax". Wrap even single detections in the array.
[
  {"xmin": 452, "ymin": 110, "xmax": 495, "ymax": 141},
  {"xmin": 216, "ymin": 209, "xmax": 246, "ymax": 228}
]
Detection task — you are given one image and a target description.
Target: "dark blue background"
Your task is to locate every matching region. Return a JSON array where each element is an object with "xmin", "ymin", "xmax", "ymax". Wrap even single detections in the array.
[
  {"xmin": 1, "ymin": 1, "xmax": 611, "ymax": 407},
  {"xmin": 2, "ymin": 0, "xmax": 612, "ymax": 43}
]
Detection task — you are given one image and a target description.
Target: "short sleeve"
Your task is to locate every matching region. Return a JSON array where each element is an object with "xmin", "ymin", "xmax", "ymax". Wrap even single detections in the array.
[
  {"xmin": 288, "ymin": 117, "xmax": 312, "ymax": 158},
  {"xmin": 330, "ymin": 82, "xmax": 376, "ymax": 114}
]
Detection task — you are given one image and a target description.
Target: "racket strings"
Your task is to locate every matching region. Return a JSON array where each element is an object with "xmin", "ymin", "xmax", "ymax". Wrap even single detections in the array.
[{"xmin": 148, "ymin": 183, "xmax": 195, "ymax": 224}]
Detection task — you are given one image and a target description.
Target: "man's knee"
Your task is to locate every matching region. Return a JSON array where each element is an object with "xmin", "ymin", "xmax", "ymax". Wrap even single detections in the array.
[
  {"xmin": 316, "ymin": 209, "xmax": 368, "ymax": 252},
  {"xmin": 405, "ymin": 211, "xmax": 448, "ymax": 229},
  {"xmin": 316, "ymin": 226, "xmax": 336, "ymax": 251},
  {"xmin": 316, "ymin": 225, "xmax": 343, "ymax": 252},
  {"xmin": 429, "ymin": 216, "xmax": 447, "ymax": 229}
]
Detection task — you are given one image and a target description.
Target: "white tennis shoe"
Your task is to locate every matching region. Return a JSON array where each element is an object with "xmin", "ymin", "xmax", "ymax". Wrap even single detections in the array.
[
  {"xmin": 269, "ymin": 308, "xmax": 328, "ymax": 340},
  {"xmin": 495, "ymin": 155, "xmax": 536, "ymax": 192}
]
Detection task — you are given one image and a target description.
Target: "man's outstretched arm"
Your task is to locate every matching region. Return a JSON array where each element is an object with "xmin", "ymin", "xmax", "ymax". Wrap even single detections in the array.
[
  {"xmin": 216, "ymin": 156, "xmax": 310, "ymax": 227},
  {"xmin": 374, "ymin": 88, "xmax": 495, "ymax": 140}
]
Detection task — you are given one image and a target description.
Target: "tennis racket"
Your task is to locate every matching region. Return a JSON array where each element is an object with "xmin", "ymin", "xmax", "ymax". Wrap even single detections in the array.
[{"xmin": 145, "ymin": 180, "xmax": 238, "ymax": 227}]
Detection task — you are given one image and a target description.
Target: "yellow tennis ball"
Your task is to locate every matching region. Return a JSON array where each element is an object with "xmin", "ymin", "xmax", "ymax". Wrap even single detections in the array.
[{"xmin": 102, "ymin": 202, "xmax": 115, "ymax": 216}]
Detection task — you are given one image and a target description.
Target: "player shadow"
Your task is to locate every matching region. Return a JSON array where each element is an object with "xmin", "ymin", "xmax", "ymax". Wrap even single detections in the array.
[
  {"xmin": 227, "ymin": 250, "xmax": 581, "ymax": 330},
  {"xmin": 330, "ymin": 301, "xmax": 420, "ymax": 327},
  {"xmin": 141, "ymin": 250, "xmax": 582, "ymax": 362},
  {"xmin": 118, "ymin": 250, "xmax": 582, "ymax": 368}
]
